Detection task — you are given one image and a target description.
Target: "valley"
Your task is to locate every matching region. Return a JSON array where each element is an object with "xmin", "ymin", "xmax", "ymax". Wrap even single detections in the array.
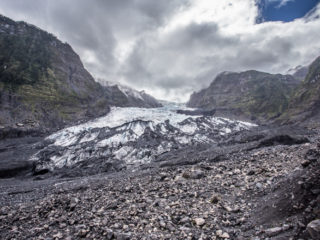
[{"xmin": 0, "ymin": 11, "xmax": 319, "ymax": 240}]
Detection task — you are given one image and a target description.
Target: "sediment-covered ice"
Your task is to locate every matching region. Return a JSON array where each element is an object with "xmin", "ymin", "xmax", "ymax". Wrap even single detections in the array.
[{"xmin": 32, "ymin": 104, "xmax": 257, "ymax": 171}]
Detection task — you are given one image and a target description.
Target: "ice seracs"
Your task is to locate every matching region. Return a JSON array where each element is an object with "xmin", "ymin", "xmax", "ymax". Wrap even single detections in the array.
[{"xmin": 32, "ymin": 104, "xmax": 257, "ymax": 172}]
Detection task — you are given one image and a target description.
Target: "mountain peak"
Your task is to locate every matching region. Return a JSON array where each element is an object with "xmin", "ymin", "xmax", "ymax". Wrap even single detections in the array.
[{"xmin": 101, "ymin": 80, "xmax": 162, "ymax": 108}]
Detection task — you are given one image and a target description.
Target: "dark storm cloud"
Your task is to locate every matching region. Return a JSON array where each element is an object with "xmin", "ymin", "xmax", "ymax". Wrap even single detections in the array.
[
  {"xmin": 161, "ymin": 22, "xmax": 240, "ymax": 50},
  {"xmin": 121, "ymin": 40, "xmax": 153, "ymax": 86},
  {"xmin": 122, "ymin": 21, "xmax": 241, "ymax": 91},
  {"xmin": 0, "ymin": 0, "xmax": 189, "ymax": 78}
]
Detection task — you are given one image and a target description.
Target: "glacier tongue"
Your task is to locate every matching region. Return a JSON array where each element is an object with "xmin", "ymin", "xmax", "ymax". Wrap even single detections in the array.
[{"xmin": 32, "ymin": 104, "xmax": 257, "ymax": 173}]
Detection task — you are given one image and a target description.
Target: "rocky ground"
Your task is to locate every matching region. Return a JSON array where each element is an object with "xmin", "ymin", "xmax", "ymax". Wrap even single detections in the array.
[
  {"xmin": 0, "ymin": 134, "xmax": 43, "ymax": 179},
  {"xmin": 0, "ymin": 126, "xmax": 319, "ymax": 239}
]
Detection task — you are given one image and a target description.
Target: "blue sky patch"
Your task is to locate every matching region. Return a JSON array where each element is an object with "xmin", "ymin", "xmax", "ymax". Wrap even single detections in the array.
[{"xmin": 257, "ymin": 0, "xmax": 320, "ymax": 23}]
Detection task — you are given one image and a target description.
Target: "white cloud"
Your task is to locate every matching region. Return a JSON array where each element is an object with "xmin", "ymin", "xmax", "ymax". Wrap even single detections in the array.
[{"xmin": 267, "ymin": 0, "xmax": 294, "ymax": 8}]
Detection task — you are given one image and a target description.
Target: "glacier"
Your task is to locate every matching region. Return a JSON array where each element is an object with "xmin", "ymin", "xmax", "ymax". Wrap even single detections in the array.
[{"xmin": 31, "ymin": 103, "xmax": 257, "ymax": 173}]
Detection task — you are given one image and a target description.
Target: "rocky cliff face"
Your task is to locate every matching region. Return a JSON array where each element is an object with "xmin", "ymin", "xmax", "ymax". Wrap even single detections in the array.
[
  {"xmin": 281, "ymin": 56, "xmax": 320, "ymax": 125},
  {"xmin": 187, "ymin": 70, "xmax": 299, "ymax": 122},
  {"xmin": 0, "ymin": 15, "xmax": 110, "ymax": 132},
  {"xmin": 0, "ymin": 15, "xmax": 161, "ymax": 135}
]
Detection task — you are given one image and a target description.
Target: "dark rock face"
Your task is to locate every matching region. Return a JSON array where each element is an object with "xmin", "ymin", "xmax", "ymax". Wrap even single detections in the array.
[
  {"xmin": 0, "ymin": 135, "xmax": 43, "ymax": 178},
  {"xmin": 280, "ymin": 56, "xmax": 320, "ymax": 126},
  {"xmin": 307, "ymin": 219, "xmax": 320, "ymax": 240},
  {"xmin": 156, "ymin": 125, "xmax": 312, "ymax": 168},
  {"xmin": 187, "ymin": 71, "xmax": 300, "ymax": 122},
  {"xmin": 176, "ymin": 109, "xmax": 216, "ymax": 116},
  {"xmin": 187, "ymin": 56, "xmax": 320, "ymax": 126},
  {"xmin": 0, "ymin": 15, "xmax": 110, "ymax": 132},
  {"xmin": 255, "ymin": 149, "xmax": 320, "ymax": 239},
  {"xmin": 256, "ymin": 135, "xmax": 309, "ymax": 148}
]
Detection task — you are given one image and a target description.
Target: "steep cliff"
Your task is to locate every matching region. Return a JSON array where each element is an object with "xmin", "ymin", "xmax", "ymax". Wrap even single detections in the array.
[
  {"xmin": 0, "ymin": 15, "xmax": 110, "ymax": 132},
  {"xmin": 281, "ymin": 56, "xmax": 320, "ymax": 125}
]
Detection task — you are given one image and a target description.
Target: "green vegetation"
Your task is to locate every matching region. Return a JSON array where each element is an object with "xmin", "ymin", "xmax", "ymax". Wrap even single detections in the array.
[
  {"xmin": 240, "ymin": 74, "xmax": 292, "ymax": 119},
  {"xmin": 0, "ymin": 16, "xmax": 109, "ymax": 129},
  {"xmin": 0, "ymin": 31, "xmax": 51, "ymax": 90},
  {"xmin": 280, "ymin": 56, "xmax": 320, "ymax": 123},
  {"xmin": 190, "ymin": 71, "xmax": 298, "ymax": 121}
]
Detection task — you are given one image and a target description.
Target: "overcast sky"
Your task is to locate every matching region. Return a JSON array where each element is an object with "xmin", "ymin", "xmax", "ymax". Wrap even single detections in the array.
[{"xmin": 0, "ymin": 0, "xmax": 320, "ymax": 102}]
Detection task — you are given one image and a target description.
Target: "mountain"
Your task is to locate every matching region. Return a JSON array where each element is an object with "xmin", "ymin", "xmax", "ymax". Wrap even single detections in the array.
[
  {"xmin": 0, "ymin": 15, "xmax": 161, "ymax": 135},
  {"xmin": 102, "ymin": 82, "xmax": 162, "ymax": 108},
  {"xmin": 281, "ymin": 56, "xmax": 320, "ymax": 125},
  {"xmin": 187, "ymin": 70, "xmax": 300, "ymax": 122},
  {"xmin": 0, "ymin": 15, "xmax": 110, "ymax": 132}
]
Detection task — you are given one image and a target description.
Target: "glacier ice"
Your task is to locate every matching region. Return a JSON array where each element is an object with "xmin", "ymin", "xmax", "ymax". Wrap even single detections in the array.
[{"xmin": 32, "ymin": 104, "xmax": 257, "ymax": 171}]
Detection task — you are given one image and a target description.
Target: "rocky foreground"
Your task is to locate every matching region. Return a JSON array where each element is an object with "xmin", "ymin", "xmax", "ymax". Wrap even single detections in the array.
[{"xmin": 0, "ymin": 127, "xmax": 319, "ymax": 239}]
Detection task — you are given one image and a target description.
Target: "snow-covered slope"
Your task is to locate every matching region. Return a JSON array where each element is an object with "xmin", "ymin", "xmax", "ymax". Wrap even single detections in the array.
[
  {"xmin": 31, "ymin": 103, "xmax": 257, "ymax": 173},
  {"xmin": 103, "ymin": 81, "xmax": 162, "ymax": 108},
  {"xmin": 105, "ymin": 82, "xmax": 144, "ymax": 100}
]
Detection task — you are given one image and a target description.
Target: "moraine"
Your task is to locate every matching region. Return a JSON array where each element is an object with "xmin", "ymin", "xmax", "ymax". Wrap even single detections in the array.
[{"xmin": 31, "ymin": 103, "xmax": 257, "ymax": 174}]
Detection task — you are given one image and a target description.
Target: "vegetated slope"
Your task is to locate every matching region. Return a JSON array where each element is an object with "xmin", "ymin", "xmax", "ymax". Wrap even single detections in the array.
[
  {"xmin": 0, "ymin": 15, "xmax": 110, "ymax": 131},
  {"xmin": 187, "ymin": 70, "xmax": 299, "ymax": 122},
  {"xmin": 280, "ymin": 56, "xmax": 320, "ymax": 126}
]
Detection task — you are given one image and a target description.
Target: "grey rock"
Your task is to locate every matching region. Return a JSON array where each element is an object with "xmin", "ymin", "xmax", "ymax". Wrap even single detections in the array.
[
  {"xmin": 307, "ymin": 219, "xmax": 320, "ymax": 240},
  {"xmin": 183, "ymin": 170, "xmax": 205, "ymax": 180},
  {"xmin": 210, "ymin": 194, "xmax": 221, "ymax": 204},
  {"xmin": 194, "ymin": 218, "xmax": 205, "ymax": 226},
  {"xmin": 264, "ymin": 227, "xmax": 283, "ymax": 237},
  {"xmin": 180, "ymin": 217, "xmax": 190, "ymax": 224}
]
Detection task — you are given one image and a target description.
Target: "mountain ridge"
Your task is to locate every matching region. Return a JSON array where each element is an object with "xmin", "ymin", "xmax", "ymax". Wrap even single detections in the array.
[
  {"xmin": 0, "ymin": 14, "xmax": 109, "ymax": 131},
  {"xmin": 187, "ymin": 70, "xmax": 300, "ymax": 122},
  {"xmin": 187, "ymin": 56, "xmax": 320, "ymax": 125},
  {"xmin": 102, "ymin": 81, "xmax": 162, "ymax": 108}
]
